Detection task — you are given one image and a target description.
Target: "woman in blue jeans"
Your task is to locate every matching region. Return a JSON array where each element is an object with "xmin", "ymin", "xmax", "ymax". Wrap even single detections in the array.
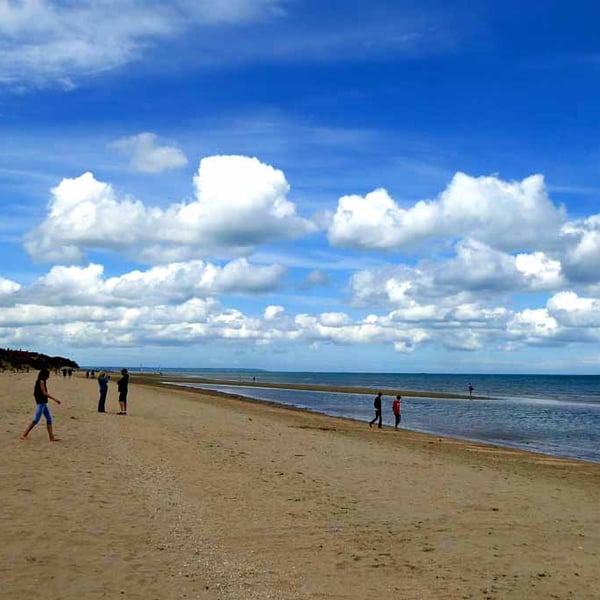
[{"xmin": 21, "ymin": 368, "xmax": 62, "ymax": 441}]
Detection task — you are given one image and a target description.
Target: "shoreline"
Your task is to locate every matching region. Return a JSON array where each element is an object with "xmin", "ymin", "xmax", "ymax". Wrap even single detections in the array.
[
  {"xmin": 140, "ymin": 374, "xmax": 600, "ymax": 466},
  {"xmin": 132, "ymin": 374, "xmax": 600, "ymax": 476}
]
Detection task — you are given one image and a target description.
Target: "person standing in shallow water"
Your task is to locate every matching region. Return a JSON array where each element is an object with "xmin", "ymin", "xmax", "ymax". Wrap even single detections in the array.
[
  {"xmin": 97, "ymin": 371, "xmax": 110, "ymax": 413},
  {"xmin": 369, "ymin": 392, "xmax": 383, "ymax": 429},
  {"xmin": 117, "ymin": 368, "xmax": 129, "ymax": 415},
  {"xmin": 392, "ymin": 395, "xmax": 402, "ymax": 430},
  {"xmin": 21, "ymin": 368, "xmax": 61, "ymax": 441}
]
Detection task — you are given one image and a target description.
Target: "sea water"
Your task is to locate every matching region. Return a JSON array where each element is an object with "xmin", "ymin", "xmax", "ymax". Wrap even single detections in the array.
[{"xmin": 159, "ymin": 371, "xmax": 600, "ymax": 464}]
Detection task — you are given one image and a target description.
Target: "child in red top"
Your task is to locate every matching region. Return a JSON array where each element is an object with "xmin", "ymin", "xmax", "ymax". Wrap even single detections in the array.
[{"xmin": 392, "ymin": 395, "xmax": 401, "ymax": 430}]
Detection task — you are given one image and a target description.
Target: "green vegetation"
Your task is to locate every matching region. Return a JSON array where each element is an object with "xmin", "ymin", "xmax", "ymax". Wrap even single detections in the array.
[{"xmin": 0, "ymin": 348, "xmax": 79, "ymax": 372}]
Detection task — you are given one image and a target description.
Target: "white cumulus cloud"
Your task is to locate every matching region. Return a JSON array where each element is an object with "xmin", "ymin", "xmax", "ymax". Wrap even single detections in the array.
[
  {"xmin": 18, "ymin": 259, "xmax": 285, "ymax": 307},
  {"xmin": 24, "ymin": 155, "xmax": 316, "ymax": 263},
  {"xmin": 506, "ymin": 309, "xmax": 559, "ymax": 343},
  {"xmin": 6, "ymin": 256, "xmax": 600, "ymax": 358},
  {"xmin": 547, "ymin": 291, "xmax": 600, "ymax": 328},
  {"xmin": 434, "ymin": 239, "xmax": 521, "ymax": 292},
  {"xmin": 328, "ymin": 172, "xmax": 565, "ymax": 253},
  {"xmin": 561, "ymin": 215, "xmax": 600, "ymax": 283},
  {"xmin": 264, "ymin": 305, "xmax": 284, "ymax": 320},
  {"xmin": 0, "ymin": 276, "xmax": 21, "ymax": 296},
  {"xmin": 514, "ymin": 251, "xmax": 563, "ymax": 291}
]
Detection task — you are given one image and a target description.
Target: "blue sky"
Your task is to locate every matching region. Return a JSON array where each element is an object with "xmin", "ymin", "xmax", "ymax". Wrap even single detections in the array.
[{"xmin": 1, "ymin": 0, "xmax": 600, "ymax": 373}]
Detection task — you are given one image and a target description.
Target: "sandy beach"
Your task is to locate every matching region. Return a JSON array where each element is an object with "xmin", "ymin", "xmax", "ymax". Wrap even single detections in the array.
[{"xmin": 2, "ymin": 372, "xmax": 599, "ymax": 600}]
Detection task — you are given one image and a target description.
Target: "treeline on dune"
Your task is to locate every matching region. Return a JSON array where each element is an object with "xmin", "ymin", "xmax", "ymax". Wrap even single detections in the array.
[{"xmin": 0, "ymin": 348, "xmax": 79, "ymax": 372}]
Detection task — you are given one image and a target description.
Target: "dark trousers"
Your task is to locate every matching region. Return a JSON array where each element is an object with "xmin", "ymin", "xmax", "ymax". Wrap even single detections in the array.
[
  {"xmin": 370, "ymin": 409, "xmax": 382, "ymax": 428},
  {"xmin": 394, "ymin": 413, "xmax": 401, "ymax": 428},
  {"xmin": 98, "ymin": 389, "xmax": 107, "ymax": 412}
]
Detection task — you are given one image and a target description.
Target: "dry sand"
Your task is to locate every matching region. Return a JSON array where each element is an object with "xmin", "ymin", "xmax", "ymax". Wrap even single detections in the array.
[{"xmin": 1, "ymin": 371, "xmax": 599, "ymax": 599}]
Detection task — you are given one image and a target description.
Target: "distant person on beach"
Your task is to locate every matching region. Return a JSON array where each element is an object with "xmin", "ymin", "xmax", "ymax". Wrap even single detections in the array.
[
  {"xmin": 392, "ymin": 395, "xmax": 401, "ymax": 430},
  {"xmin": 468, "ymin": 384, "xmax": 474, "ymax": 398},
  {"xmin": 97, "ymin": 371, "xmax": 110, "ymax": 413},
  {"xmin": 369, "ymin": 392, "xmax": 383, "ymax": 429},
  {"xmin": 117, "ymin": 368, "xmax": 129, "ymax": 415},
  {"xmin": 21, "ymin": 368, "xmax": 61, "ymax": 441}
]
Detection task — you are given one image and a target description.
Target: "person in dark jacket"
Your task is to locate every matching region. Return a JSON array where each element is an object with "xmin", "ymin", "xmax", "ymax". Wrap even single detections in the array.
[
  {"xmin": 117, "ymin": 368, "xmax": 129, "ymax": 415},
  {"xmin": 369, "ymin": 392, "xmax": 383, "ymax": 429}
]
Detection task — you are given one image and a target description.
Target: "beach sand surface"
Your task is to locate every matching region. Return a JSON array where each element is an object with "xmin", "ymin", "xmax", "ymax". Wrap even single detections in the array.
[{"xmin": 2, "ymin": 372, "xmax": 599, "ymax": 599}]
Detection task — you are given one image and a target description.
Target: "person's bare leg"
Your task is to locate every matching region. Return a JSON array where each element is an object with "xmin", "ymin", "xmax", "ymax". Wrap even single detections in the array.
[
  {"xmin": 46, "ymin": 424, "xmax": 59, "ymax": 441},
  {"xmin": 21, "ymin": 422, "xmax": 35, "ymax": 440}
]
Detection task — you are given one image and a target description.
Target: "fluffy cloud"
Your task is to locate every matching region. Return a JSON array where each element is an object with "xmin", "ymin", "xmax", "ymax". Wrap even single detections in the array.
[
  {"xmin": 506, "ymin": 309, "xmax": 560, "ymax": 343},
  {"xmin": 5, "ymin": 259, "xmax": 600, "ymax": 358},
  {"xmin": 347, "ymin": 256, "xmax": 600, "ymax": 351},
  {"xmin": 14, "ymin": 259, "xmax": 285, "ymax": 307},
  {"xmin": 293, "ymin": 312, "xmax": 429, "ymax": 351},
  {"xmin": 0, "ymin": 299, "xmax": 402, "ymax": 351},
  {"xmin": 514, "ymin": 252, "xmax": 563, "ymax": 291},
  {"xmin": 264, "ymin": 305, "xmax": 285, "ymax": 320},
  {"xmin": 547, "ymin": 291, "xmax": 600, "ymax": 328},
  {"xmin": 440, "ymin": 330, "xmax": 483, "ymax": 351},
  {"xmin": 212, "ymin": 259, "xmax": 286, "ymax": 293},
  {"xmin": 561, "ymin": 215, "xmax": 600, "ymax": 282},
  {"xmin": 110, "ymin": 133, "xmax": 188, "ymax": 173},
  {"xmin": 349, "ymin": 241, "xmax": 565, "ymax": 314},
  {"xmin": 0, "ymin": 276, "xmax": 21, "ymax": 296},
  {"xmin": 24, "ymin": 172, "xmax": 147, "ymax": 262},
  {"xmin": 435, "ymin": 239, "xmax": 521, "ymax": 292},
  {"xmin": 24, "ymin": 155, "xmax": 316, "ymax": 262},
  {"xmin": 10, "ymin": 161, "xmax": 600, "ymax": 363},
  {"xmin": 435, "ymin": 240, "xmax": 564, "ymax": 293},
  {"xmin": 0, "ymin": 257, "xmax": 441, "ymax": 354},
  {"xmin": 328, "ymin": 173, "xmax": 565, "ymax": 252}
]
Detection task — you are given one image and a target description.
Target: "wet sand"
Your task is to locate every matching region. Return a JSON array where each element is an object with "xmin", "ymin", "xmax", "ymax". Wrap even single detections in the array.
[{"xmin": 2, "ymin": 371, "xmax": 599, "ymax": 599}]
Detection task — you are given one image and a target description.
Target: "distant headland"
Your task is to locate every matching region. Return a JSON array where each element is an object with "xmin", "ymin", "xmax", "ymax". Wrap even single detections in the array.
[{"xmin": 0, "ymin": 348, "xmax": 79, "ymax": 372}]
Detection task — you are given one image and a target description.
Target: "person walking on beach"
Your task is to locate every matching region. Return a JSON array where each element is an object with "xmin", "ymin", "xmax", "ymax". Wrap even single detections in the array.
[
  {"xmin": 117, "ymin": 368, "xmax": 129, "ymax": 415},
  {"xmin": 369, "ymin": 392, "xmax": 383, "ymax": 429},
  {"xmin": 392, "ymin": 395, "xmax": 401, "ymax": 430},
  {"xmin": 97, "ymin": 371, "xmax": 110, "ymax": 413},
  {"xmin": 21, "ymin": 368, "xmax": 61, "ymax": 441},
  {"xmin": 468, "ymin": 383, "xmax": 474, "ymax": 398}
]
